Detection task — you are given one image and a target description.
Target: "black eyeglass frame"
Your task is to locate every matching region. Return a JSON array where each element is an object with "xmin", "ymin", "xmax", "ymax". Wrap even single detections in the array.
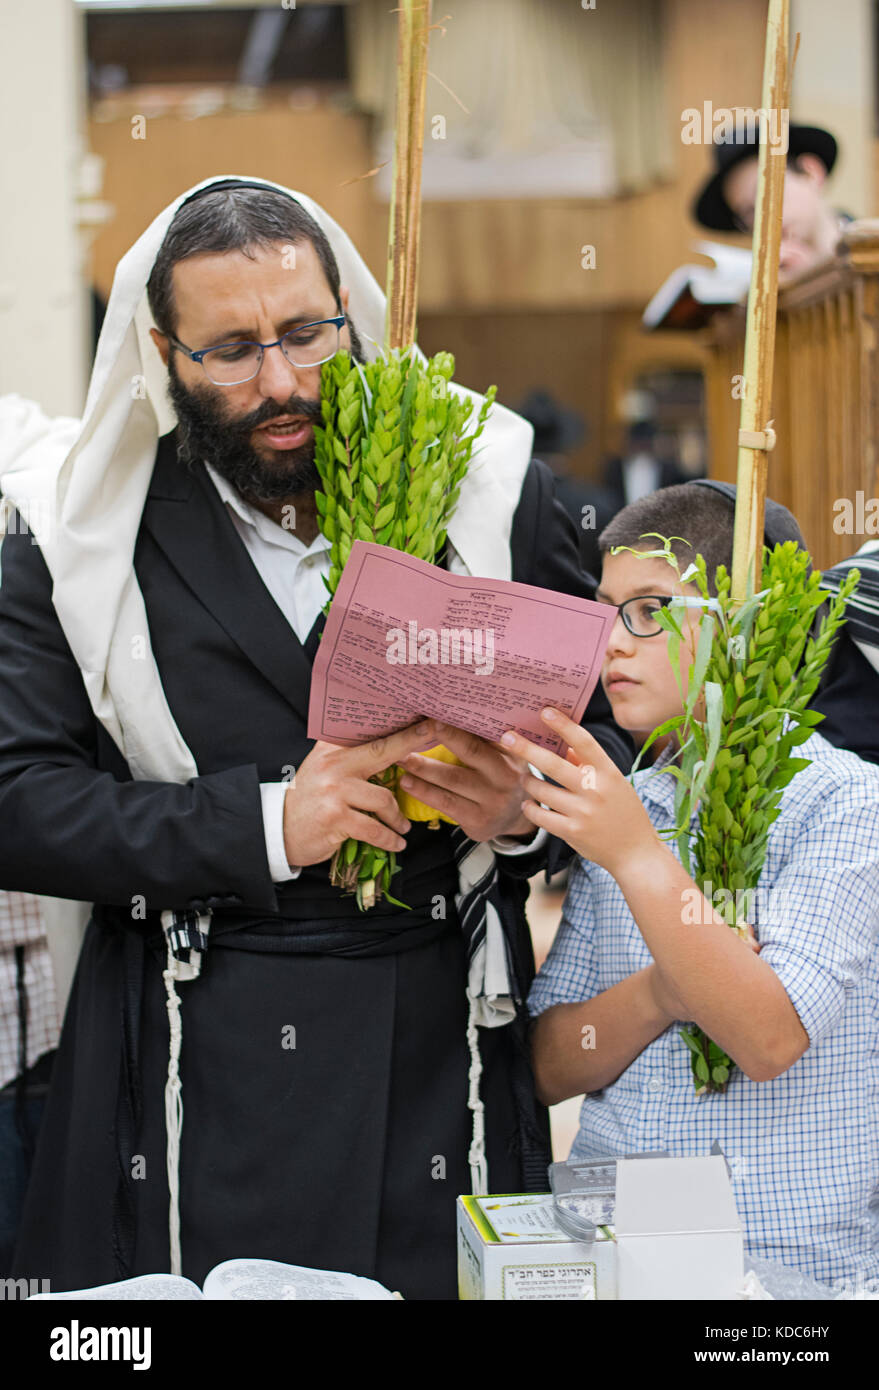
[
  {"xmin": 603, "ymin": 593, "xmax": 677, "ymax": 638},
  {"xmin": 604, "ymin": 593, "xmax": 721, "ymax": 637}
]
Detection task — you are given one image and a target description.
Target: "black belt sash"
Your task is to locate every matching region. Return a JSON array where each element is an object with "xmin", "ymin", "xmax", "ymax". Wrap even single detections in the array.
[
  {"xmin": 108, "ymin": 891, "xmax": 460, "ymax": 1276},
  {"xmin": 208, "ymin": 912, "xmax": 456, "ymax": 958}
]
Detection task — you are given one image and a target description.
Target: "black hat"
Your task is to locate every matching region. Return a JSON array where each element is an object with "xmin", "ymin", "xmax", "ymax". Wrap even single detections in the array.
[{"xmin": 693, "ymin": 123, "xmax": 838, "ymax": 233}]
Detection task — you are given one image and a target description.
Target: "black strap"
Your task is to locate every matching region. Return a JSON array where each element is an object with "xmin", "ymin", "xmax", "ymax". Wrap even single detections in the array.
[
  {"xmin": 13, "ymin": 945, "xmax": 35, "ymax": 1164},
  {"xmin": 509, "ymin": 1008, "xmax": 553, "ymax": 1190},
  {"xmin": 111, "ymin": 929, "xmax": 145, "ymax": 1278}
]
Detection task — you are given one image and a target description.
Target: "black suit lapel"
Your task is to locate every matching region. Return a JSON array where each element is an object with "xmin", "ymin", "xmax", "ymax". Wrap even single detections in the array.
[
  {"xmin": 302, "ymin": 608, "xmax": 327, "ymax": 663},
  {"xmin": 141, "ymin": 431, "xmax": 317, "ymax": 725}
]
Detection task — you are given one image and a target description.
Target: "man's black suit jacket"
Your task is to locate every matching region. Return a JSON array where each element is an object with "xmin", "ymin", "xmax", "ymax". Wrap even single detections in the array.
[
  {"xmin": 0, "ymin": 433, "xmax": 632, "ymax": 913},
  {"xmin": 0, "ymin": 431, "xmax": 633, "ymax": 1295}
]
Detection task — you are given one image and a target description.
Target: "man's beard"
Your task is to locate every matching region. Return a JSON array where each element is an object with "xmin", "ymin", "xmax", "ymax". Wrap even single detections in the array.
[{"xmin": 167, "ymin": 316, "xmax": 367, "ymax": 504}]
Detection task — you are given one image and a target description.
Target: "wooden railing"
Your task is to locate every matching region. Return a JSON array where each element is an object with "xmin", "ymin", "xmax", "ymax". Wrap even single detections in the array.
[{"xmin": 704, "ymin": 220, "xmax": 879, "ymax": 569}]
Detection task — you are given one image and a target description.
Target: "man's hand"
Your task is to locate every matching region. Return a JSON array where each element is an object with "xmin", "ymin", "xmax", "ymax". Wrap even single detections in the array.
[
  {"xmin": 395, "ymin": 721, "xmax": 534, "ymax": 843},
  {"xmin": 283, "ymin": 719, "xmax": 441, "ymax": 867}
]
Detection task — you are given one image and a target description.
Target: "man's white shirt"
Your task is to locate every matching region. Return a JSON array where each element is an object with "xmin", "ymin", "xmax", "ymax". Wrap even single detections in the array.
[{"xmin": 204, "ymin": 462, "xmax": 547, "ymax": 881}]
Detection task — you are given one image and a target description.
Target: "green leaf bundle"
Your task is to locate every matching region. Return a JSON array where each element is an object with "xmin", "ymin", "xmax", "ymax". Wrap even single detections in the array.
[
  {"xmin": 313, "ymin": 346, "xmax": 496, "ymax": 910},
  {"xmin": 625, "ymin": 538, "xmax": 859, "ymax": 1094}
]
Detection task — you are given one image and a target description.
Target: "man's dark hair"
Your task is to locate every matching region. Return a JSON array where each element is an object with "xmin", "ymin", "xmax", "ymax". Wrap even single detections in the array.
[
  {"xmin": 598, "ymin": 483, "xmax": 747, "ymax": 595},
  {"xmin": 146, "ymin": 184, "xmax": 343, "ymax": 338}
]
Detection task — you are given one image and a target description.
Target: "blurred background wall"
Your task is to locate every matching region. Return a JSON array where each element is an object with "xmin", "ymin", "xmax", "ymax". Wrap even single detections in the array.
[
  {"xmin": 1, "ymin": 0, "xmax": 876, "ymax": 483},
  {"xmin": 1, "ymin": 0, "xmax": 91, "ymax": 414}
]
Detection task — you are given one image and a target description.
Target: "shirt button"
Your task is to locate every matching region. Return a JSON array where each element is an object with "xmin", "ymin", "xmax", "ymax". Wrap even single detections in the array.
[{"xmin": 646, "ymin": 1077, "xmax": 662, "ymax": 1093}]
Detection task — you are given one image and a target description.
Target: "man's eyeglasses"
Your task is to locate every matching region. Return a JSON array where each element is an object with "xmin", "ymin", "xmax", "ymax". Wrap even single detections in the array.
[{"xmin": 167, "ymin": 314, "xmax": 347, "ymax": 386}]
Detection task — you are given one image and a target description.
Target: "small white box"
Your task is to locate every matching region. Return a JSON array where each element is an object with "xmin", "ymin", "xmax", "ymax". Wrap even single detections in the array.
[
  {"xmin": 456, "ymin": 1193, "xmax": 616, "ymax": 1300},
  {"xmin": 615, "ymin": 1155, "xmax": 743, "ymax": 1300}
]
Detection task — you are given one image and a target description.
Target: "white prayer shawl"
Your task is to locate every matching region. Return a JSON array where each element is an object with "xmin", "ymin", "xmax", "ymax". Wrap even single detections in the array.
[{"xmin": 0, "ymin": 176, "xmax": 534, "ymax": 1264}]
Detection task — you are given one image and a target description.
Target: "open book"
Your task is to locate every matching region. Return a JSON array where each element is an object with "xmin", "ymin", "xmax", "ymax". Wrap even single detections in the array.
[
  {"xmin": 28, "ymin": 1258, "xmax": 399, "ymax": 1301},
  {"xmin": 641, "ymin": 240, "xmax": 752, "ymax": 331}
]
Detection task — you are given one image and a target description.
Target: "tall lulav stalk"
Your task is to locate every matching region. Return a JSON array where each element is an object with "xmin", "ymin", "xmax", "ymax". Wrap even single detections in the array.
[
  {"xmin": 730, "ymin": 0, "xmax": 794, "ymax": 600},
  {"xmin": 625, "ymin": 539, "xmax": 858, "ymax": 1093},
  {"xmin": 628, "ymin": 0, "xmax": 842, "ymax": 1091},
  {"xmin": 385, "ymin": 0, "xmax": 430, "ymax": 352},
  {"xmin": 313, "ymin": 0, "xmax": 498, "ymax": 910}
]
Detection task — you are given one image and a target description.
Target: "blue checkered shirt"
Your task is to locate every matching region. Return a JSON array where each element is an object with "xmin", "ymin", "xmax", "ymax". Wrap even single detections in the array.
[{"xmin": 528, "ymin": 730, "xmax": 879, "ymax": 1290}]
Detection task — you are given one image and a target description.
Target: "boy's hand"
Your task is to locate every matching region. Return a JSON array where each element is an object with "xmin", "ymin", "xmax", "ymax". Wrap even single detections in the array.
[
  {"xmin": 397, "ymin": 721, "xmax": 533, "ymax": 843},
  {"xmin": 496, "ymin": 707, "xmax": 659, "ymax": 877}
]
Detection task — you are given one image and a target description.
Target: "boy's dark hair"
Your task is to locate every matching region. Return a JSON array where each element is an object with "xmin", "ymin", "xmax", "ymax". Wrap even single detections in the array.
[
  {"xmin": 598, "ymin": 482, "xmax": 806, "ymax": 594},
  {"xmin": 146, "ymin": 184, "xmax": 342, "ymax": 338}
]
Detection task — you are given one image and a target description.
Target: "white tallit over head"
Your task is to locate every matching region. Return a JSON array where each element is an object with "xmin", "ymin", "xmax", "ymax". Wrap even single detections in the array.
[{"xmin": 0, "ymin": 175, "xmax": 534, "ymax": 785}]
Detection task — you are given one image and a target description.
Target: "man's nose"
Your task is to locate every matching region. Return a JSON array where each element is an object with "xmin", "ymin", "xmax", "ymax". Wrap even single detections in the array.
[{"xmin": 256, "ymin": 343, "xmax": 308, "ymax": 403}]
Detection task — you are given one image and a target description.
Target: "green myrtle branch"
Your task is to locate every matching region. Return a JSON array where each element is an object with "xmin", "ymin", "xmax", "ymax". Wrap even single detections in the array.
[
  {"xmin": 620, "ymin": 536, "xmax": 859, "ymax": 1093},
  {"xmin": 313, "ymin": 346, "xmax": 497, "ymax": 910}
]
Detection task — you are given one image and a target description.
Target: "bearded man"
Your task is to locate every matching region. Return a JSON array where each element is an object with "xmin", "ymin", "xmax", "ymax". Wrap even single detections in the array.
[{"xmin": 0, "ymin": 178, "xmax": 630, "ymax": 1300}]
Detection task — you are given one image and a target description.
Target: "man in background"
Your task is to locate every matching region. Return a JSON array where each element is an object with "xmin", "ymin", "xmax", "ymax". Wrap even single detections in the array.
[
  {"xmin": 603, "ymin": 420, "xmax": 687, "ymax": 515},
  {"xmin": 515, "ymin": 388, "xmax": 615, "ymax": 576},
  {"xmin": 693, "ymin": 123, "xmax": 852, "ymax": 277}
]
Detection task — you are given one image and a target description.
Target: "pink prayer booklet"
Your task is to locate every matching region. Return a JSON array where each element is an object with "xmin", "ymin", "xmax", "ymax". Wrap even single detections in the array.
[{"xmin": 307, "ymin": 542, "xmax": 615, "ymax": 756}]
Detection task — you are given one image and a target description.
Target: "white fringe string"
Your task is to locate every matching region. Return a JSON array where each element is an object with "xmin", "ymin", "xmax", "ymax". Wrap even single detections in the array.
[
  {"xmin": 465, "ymin": 988, "xmax": 488, "ymax": 1195},
  {"xmin": 158, "ymin": 910, "xmax": 210, "ymax": 1277},
  {"xmin": 160, "ymin": 920, "xmax": 490, "ymax": 1266},
  {"xmin": 162, "ymin": 941, "xmax": 185, "ymax": 1277}
]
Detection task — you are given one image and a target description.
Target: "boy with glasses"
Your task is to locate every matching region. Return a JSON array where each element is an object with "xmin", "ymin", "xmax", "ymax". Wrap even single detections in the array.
[{"xmin": 498, "ymin": 482, "xmax": 879, "ymax": 1291}]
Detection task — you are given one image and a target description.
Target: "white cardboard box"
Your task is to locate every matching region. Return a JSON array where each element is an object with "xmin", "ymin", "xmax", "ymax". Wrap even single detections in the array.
[
  {"xmin": 615, "ymin": 1154, "xmax": 743, "ymax": 1300},
  {"xmin": 457, "ymin": 1155, "xmax": 744, "ymax": 1300},
  {"xmin": 456, "ymin": 1193, "xmax": 616, "ymax": 1300}
]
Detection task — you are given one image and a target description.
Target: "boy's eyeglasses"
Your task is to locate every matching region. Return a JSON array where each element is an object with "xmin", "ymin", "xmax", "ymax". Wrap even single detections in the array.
[{"xmin": 606, "ymin": 594, "xmax": 718, "ymax": 638}]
